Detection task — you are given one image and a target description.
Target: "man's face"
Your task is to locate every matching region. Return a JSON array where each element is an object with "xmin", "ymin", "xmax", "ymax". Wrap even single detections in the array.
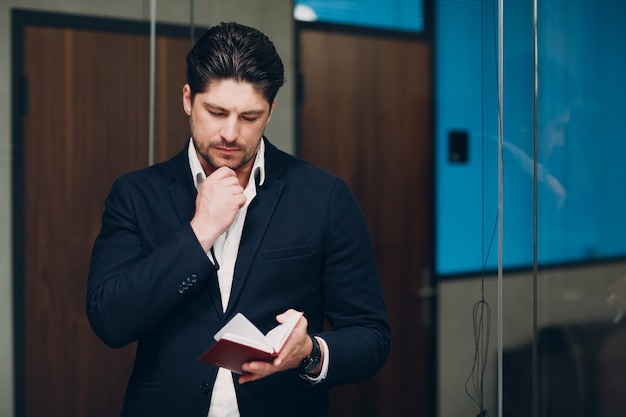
[{"xmin": 183, "ymin": 79, "xmax": 274, "ymax": 176}]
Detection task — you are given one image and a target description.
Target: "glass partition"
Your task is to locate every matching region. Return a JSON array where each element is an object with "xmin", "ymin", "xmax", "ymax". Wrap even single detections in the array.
[
  {"xmin": 520, "ymin": 0, "xmax": 626, "ymax": 416},
  {"xmin": 436, "ymin": 1, "xmax": 626, "ymax": 416},
  {"xmin": 504, "ymin": 1, "xmax": 626, "ymax": 417}
]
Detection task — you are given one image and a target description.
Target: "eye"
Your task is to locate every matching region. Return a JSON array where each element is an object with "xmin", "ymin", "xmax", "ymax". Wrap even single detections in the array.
[
  {"xmin": 242, "ymin": 115, "xmax": 260, "ymax": 122},
  {"xmin": 209, "ymin": 111, "xmax": 226, "ymax": 118}
]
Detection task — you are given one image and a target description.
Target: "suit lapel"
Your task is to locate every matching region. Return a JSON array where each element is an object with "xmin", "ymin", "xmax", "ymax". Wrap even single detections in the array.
[
  {"xmin": 225, "ymin": 140, "xmax": 286, "ymax": 316},
  {"xmin": 167, "ymin": 148, "xmax": 196, "ymax": 224}
]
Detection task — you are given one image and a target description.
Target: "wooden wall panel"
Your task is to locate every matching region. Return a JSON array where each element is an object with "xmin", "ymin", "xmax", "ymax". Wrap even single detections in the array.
[
  {"xmin": 155, "ymin": 36, "xmax": 192, "ymax": 162},
  {"xmin": 20, "ymin": 24, "xmax": 189, "ymax": 417},
  {"xmin": 298, "ymin": 29, "xmax": 433, "ymax": 417}
]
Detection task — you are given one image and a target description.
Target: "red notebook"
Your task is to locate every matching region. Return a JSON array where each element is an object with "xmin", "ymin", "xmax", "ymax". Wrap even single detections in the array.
[{"xmin": 199, "ymin": 310, "xmax": 303, "ymax": 374}]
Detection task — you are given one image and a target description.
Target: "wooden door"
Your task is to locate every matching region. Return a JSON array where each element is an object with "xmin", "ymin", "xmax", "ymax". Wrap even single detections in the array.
[
  {"xmin": 297, "ymin": 29, "xmax": 434, "ymax": 417},
  {"xmin": 14, "ymin": 14, "xmax": 190, "ymax": 417}
]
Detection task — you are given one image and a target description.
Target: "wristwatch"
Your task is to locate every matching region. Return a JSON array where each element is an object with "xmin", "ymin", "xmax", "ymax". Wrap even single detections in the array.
[{"xmin": 299, "ymin": 335, "xmax": 322, "ymax": 376}]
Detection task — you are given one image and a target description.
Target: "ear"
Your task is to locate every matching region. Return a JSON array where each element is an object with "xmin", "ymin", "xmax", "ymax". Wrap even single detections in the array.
[{"xmin": 182, "ymin": 84, "xmax": 192, "ymax": 115}]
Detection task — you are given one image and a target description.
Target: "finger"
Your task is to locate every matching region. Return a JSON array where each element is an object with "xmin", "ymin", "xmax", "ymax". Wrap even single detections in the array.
[
  {"xmin": 203, "ymin": 174, "xmax": 240, "ymax": 191},
  {"xmin": 276, "ymin": 309, "xmax": 304, "ymax": 324},
  {"xmin": 238, "ymin": 372, "xmax": 263, "ymax": 384},
  {"xmin": 235, "ymin": 194, "xmax": 247, "ymax": 209},
  {"xmin": 238, "ymin": 361, "xmax": 274, "ymax": 384},
  {"xmin": 211, "ymin": 165, "xmax": 237, "ymax": 179},
  {"xmin": 275, "ymin": 310, "xmax": 291, "ymax": 324}
]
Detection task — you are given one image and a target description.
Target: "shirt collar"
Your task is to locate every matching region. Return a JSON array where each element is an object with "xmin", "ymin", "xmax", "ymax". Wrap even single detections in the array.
[{"xmin": 187, "ymin": 137, "xmax": 266, "ymax": 190}]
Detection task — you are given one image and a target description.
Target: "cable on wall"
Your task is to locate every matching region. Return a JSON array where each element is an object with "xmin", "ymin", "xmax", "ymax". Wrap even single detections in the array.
[{"xmin": 464, "ymin": 1, "xmax": 502, "ymax": 415}]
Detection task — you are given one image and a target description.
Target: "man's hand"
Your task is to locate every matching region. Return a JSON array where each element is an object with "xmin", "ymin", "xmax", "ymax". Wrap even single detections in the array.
[
  {"xmin": 238, "ymin": 310, "xmax": 321, "ymax": 384},
  {"xmin": 190, "ymin": 166, "xmax": 246, "ymax": 252}
]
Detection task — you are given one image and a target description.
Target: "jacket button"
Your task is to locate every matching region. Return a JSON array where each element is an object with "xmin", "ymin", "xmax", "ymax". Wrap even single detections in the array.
[{"xmin": 199, "ymin": 382, "xmax": 211, "ymax": 395}]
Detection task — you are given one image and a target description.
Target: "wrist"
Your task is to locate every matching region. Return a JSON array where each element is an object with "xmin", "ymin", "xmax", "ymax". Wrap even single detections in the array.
[
  {"xmin": 298, "ymin": 335, "xmax": 323, "ymax": 377},
  {"xmin": 190, "ymin": 219, "xmax": 220, "ymax": 252}
]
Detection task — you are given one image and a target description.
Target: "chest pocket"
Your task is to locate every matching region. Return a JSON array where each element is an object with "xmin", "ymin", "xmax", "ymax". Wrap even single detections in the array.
[{"xmin": 261, "ymin": 243, "xmax": 316, "ymax": 261}]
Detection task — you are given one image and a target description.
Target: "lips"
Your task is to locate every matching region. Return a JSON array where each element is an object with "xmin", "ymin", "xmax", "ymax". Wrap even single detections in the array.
[{"xmin": 215, "ymin": 146, "xmax": 240, "ymax": 154}]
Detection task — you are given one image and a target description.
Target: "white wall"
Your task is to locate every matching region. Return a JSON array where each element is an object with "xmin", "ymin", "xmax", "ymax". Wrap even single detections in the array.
[{"xmin": 0, "ymin": 1, "xmax": 294, "ymax": 415}]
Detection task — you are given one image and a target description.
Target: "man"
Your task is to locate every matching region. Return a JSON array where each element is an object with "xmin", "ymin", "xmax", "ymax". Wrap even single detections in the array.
[{"xmin": 87, "ymin": 22, "xmax": 390, "ymax": 417}]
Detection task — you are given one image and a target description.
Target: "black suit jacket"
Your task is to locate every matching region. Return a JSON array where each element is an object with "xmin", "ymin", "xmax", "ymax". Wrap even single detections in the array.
[{"xmin": 87, "ymin": 139, "xmax": 390, "ymax": 417}]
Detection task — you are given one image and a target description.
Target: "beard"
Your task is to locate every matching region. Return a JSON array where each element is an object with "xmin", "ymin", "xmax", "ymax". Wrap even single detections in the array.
[{"xmin": 192, "ymin": 137, "xmax": 262, "ymax": 173}]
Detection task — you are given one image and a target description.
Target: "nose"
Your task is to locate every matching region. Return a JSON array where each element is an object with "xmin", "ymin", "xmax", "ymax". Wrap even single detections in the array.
[{"xmin": 221, "ymin": 115, "xmax": 239, "ymax": 142}]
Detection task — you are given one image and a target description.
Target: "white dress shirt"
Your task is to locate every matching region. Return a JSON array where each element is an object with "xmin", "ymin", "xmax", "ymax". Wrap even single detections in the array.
[{"xmin": 187, "ymin": 138, "xmax": 328, "ymax": 417}]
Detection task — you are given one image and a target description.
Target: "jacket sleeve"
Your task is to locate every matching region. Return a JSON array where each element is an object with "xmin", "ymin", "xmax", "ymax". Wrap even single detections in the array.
[
  {"xmin": 318, "ymin": 178, "xmax": 391, "ymax": 386},
  {"xmin": 86, "ymin": 175, "xmax": 217, "ymax": 348}
]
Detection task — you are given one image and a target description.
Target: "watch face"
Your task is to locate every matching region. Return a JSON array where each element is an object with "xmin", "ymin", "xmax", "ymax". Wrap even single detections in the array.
[{"xmin": 304, "ymin": 357, "xmax": 320, "ymax": 374}]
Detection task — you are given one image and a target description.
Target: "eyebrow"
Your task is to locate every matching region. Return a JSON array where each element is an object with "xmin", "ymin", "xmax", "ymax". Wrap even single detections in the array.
[{"xmin": 204, "ymin": 102, "xmax": 267, "ymax": 116}]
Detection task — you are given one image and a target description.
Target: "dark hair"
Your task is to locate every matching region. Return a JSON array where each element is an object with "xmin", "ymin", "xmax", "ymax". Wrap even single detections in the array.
[{"xmin": 186, "ymin": 22, "xmax": 285, "ymax": 104}]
